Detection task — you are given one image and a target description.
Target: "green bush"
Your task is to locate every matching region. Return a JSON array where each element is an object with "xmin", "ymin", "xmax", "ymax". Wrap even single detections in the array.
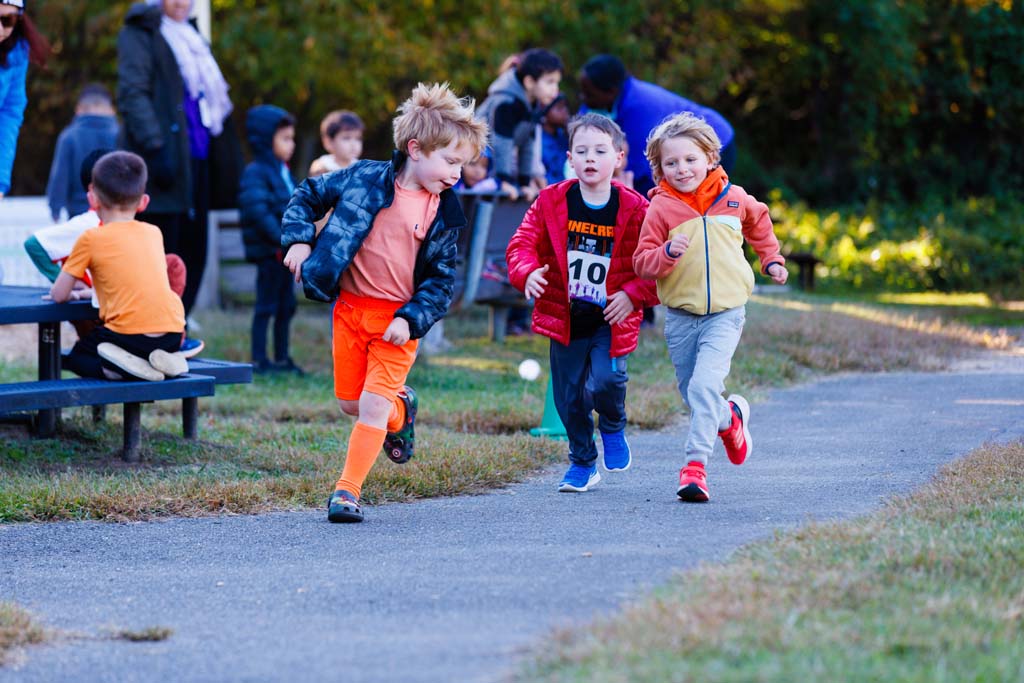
[{"xmin": 772, "ymin": 194, "xmax": 1024, "ymax": 298}]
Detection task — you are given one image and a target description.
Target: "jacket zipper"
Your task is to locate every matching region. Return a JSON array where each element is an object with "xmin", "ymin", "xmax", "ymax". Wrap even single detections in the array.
[{"xmin": 702, "ymin": 183, "xmax": 733, "ymax": 315}]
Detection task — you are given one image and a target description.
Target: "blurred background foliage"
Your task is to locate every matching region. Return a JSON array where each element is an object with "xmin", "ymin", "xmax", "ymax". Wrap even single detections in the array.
[{"xmin": 8, "ymin": 0, "xmax": 1024, "ymax": 295}]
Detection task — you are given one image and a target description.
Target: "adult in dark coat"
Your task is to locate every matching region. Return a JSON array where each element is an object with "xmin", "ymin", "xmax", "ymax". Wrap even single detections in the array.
[{"xmin": 116, "ymin": 0, "xmax": 241, "ymax": 315}]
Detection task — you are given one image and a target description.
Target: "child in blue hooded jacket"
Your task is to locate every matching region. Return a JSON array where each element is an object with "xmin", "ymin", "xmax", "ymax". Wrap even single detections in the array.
[{"xmin": 239, "ymin": 104, "xmax": 301, "ymax": 374}]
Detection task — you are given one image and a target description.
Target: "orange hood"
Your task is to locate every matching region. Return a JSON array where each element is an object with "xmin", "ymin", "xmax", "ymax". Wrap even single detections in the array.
[{"xmin": 651, "ymin": 166, "xmax": 730, "ymax": 215}]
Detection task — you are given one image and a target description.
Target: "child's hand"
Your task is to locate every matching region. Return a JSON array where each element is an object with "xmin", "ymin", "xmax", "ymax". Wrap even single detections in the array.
[
  {"xmin": 283, "ymin": 244, "xmax": 312, "ymax": 283},
  {"xmin": 382, "ymin": 317, "xmax": 411, "ymax": 346},
  {"xmin": 603, "ymin": 291, "xmax": 635, "ymax": 326},
  {"xmin": 69, "ymin": 287, "xmax": 94, "ymax": 301},
  {"xmin": 767, "ymin": 263, "xmax": 789, "ymax": 285},
  {"xmin": 525, "ymin": 265, "xmax": 550, "ymax": 300},
  {"xmin": 500, "ymin": 181, "xmax": 520, "ymax": 201},
  {"xmin": 520, "ymin": 185, "xmax": 538, "ymax": 203},
  {"xmin": 667, "ymin": 234, "xmax": 690, "ymax": 258}
]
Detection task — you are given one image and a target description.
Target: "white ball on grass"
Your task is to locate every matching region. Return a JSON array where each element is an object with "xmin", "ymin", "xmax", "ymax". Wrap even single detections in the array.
[{"xmin": 518, "ymin": 359, "xmax": 542, "ymax": 381}]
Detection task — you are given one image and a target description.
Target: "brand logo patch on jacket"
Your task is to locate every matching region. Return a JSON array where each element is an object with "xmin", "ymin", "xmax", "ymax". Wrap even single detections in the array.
[{"xmin": 727, "ymin": 200, "xmax": 740, "ymax": 208}]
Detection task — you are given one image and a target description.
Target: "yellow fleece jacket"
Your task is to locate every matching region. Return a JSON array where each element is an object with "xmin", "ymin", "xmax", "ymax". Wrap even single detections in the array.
[{"xmin": 633, "ymin": 171, "xmax": 785, "ymax": 315}]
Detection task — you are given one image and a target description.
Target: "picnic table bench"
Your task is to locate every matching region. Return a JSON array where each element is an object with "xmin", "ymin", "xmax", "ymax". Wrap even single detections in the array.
[{"xmin": 0, "ymin": 285, "xmax": 253, "ymax": 461}]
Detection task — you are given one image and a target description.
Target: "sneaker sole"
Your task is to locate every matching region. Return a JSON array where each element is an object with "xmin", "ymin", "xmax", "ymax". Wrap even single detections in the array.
[
  {"xmin": 383, "ymin": 386, "xmax": 417, "ymax": 464},
  {"xmin": 603, "ymin": 456, "xmax": 631, "ymax": 472},
  {"xmin": 726, "ymin": 394, "xmax": 753, "ymax": 465},
  {"xmin": 558, "ymin": 470, "xmax": 601, "ymax": 492},
  {"xmin": 97, "ymin": 343, "xmax": 164, "ymax": 382},
  {"xmin": 149, "ymin": 349, "xmax": 188, "ymax": 377},
  {"xmin": 327, "ymin": 507, "xmax": 364, "ymax": 523},
  {"xmin": 677, "ymin": 483, "xmax": 710, "ymax": 503},
  {"xmin": 602, "ymin": 446, "xmax": 632, "ymax": 472},
  {"xmin": 180, "ymin": 340, "xmax": 205, "ymax": 359},
  {"xmin": 327, "ymin": 494, "xmax": 363, "ymax": 523}
]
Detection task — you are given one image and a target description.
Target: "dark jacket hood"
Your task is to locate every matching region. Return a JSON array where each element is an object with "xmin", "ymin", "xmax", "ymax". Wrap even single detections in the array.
[
  {"xmin": 124, "ymin": 3, "xmax": 163, "ymax": 29},
  {"xmin": 246, "ymin": 105, "xmax": 291, "ymax": 162}
]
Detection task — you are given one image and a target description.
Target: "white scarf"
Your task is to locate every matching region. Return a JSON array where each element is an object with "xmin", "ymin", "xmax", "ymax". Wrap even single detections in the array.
[{"xmin": 158, "ymin": 13, "xmax": 232, "ymax": 135}]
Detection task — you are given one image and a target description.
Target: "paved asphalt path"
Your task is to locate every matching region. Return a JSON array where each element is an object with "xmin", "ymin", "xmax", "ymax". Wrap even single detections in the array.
[{"xmin": 2, "ymin": 356, "xmax": 1022, "ymax": 682}]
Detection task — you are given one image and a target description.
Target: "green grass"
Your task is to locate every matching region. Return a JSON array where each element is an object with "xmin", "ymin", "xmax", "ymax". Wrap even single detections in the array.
[
  {"xmin": 523, "ymin": 440, "xmax": 1024, "ymax": 682},
  {"xmin": 0, "ymin": 297, "xmax": 1014, "ymax": 523},
  {"xmin": 823, "ymin": 290, "xmax": 1024, "ymax": 329}
]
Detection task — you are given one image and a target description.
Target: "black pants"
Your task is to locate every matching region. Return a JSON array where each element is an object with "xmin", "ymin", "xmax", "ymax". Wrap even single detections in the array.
[
  {"xmin": 63, "ymin": 327, "xmax": 181, "ymax": 381},
  {"xmin": 139, "ymin": 158, "xmax": 210, "ymax": 315},
  {"xmin": 548, "ymin": 325, "xmax": 629, "ymax": 467},
  {"xmin": 251, "ymin": 258, "xmax": 297, "ymax": 363}
]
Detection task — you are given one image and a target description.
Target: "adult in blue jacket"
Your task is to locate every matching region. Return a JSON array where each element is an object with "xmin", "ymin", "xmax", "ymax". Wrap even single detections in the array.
[
  {"xmin": 579, "ymin": 54, "xmax": 734, "ymax": 196},
  {"xmin": 0, "ymin": 0, "xmax": 48, "ymax": 200}
]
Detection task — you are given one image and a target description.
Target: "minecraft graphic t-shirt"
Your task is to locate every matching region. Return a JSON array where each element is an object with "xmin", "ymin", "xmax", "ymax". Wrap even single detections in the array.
[{"xmin": 566, "ymin": 184, "xmax": 618, "ymax": 338}]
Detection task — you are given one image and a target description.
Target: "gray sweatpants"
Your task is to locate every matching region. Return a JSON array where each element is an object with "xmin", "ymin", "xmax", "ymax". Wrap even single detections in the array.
[{"xmin": 664, "ymin": 305, "xmax": 745, "ymax": 465}]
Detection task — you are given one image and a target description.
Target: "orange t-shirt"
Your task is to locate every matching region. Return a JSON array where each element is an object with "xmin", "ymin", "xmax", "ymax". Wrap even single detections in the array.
[
  {"xmin": 338, "ymin": 181, "xmax": 440, "ymax": 302},
  {"xmin": 62, "ymin": 220, "xmax": 185, "ymax": 335}
]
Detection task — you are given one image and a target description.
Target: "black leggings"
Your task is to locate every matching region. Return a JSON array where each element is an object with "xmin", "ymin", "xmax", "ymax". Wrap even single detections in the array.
[{"xmin": 63, "ymin": 327, "xmax": 181, "ymax": 381}]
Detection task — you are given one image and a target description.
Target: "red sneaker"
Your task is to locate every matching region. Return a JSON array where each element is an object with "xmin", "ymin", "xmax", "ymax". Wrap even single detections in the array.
[
  {"xmin": 677, "ymin": 461, "xmax": 710, "ymax": 502},
  {"xmin": 718, "ymin": 394, "xmax": 752, "ymax": 465}
]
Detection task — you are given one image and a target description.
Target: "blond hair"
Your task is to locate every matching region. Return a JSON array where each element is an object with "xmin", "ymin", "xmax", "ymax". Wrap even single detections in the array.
[
  {"xmin": 393, "ymin": 82, "xmax": 489, "ymax": 158},
  {"xmin": 645, "ymin": 112, "xmax": 721, "ymax": 184}
]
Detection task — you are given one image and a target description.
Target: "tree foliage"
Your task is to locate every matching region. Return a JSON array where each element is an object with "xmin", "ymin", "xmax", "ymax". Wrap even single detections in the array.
[{"xmin": 9, "ymin": 0, "xmax": 1023, "ymax": 204}]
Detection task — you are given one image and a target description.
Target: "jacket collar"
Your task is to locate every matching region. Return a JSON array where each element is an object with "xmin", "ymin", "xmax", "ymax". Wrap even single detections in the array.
[
  {"xmin": 387, "ymin": 150, "xmax": 465, "ymax": 231},
  {"xmin": 656, "ymin": 166, "xmax": 730, "ymax": 214}
]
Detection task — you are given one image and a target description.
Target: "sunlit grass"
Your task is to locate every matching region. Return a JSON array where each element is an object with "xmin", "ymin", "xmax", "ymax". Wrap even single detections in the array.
[
  {"xmin": 0, "ymin": 296, "xmax": 1011, "ymax": 523},
  {"xmin": 524, "ymin": 440, "xmax": 1024, "ymax": 682}
]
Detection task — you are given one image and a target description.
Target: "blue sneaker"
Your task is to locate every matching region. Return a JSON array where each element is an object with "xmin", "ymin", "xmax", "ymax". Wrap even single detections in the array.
[
  {"xmin": 180, "ymin": 337, "xmax": 204, "ymax": 359},
  {"xmin": 601, "ymin": 430, "xmax": 632, "ymax": 471},
  {"xmin": 558, "ymin": 464, "xmax": 601, "ymax": 492}
]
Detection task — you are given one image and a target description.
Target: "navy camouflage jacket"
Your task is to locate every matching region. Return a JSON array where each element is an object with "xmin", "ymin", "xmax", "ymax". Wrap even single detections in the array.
[{"xmin": 280, "ymin": 152, "xmax": 465, "ymax": 340}]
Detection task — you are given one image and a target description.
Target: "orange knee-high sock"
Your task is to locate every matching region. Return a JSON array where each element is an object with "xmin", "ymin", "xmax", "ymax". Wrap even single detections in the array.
[
  {"xmin": 385, "ymin": 396, "xmax": 406, "ymax": 433},
  {"xmin": 335, "ymin": 422, "xmax": 387, "ymax": 499}
]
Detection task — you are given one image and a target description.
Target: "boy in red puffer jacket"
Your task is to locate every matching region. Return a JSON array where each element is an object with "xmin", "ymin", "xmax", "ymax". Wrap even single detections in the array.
[{"xmin": 507, "ymin": 113, "xmax": 658, "ymax": 493}]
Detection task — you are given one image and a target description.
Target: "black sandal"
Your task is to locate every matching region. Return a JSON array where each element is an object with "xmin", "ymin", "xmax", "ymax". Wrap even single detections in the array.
[{"xmin": 327, "ymin": 489, "xmax": 363, "ymax": 523}]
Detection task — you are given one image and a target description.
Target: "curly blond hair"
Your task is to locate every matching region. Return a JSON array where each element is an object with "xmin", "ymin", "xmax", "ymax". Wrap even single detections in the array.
[
  {"xmin": 393, "ymin": 83, "xmax": 489, "ymax": 158},
  {"xmin": 645, "ymin": 112, "xmax": 721, "ymax": 184}
]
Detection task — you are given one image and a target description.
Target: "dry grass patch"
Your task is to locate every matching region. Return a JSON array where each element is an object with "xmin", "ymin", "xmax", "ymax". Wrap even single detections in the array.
[
  {"xmin": 0, "ymin": 298, "xmax": 1010, "ymax": 524},
  {"xmin": 524, "ymin": 440, "xmax": 1024, "ymax": 682},
  {"xmin": 0, "ymin": 603, "xmax": 46, "ymax": 667}
]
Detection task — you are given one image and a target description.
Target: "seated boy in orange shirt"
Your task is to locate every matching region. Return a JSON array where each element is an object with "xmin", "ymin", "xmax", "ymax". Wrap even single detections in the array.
[{"xmin": 49, "ymin": 151, "xmax": 188, "ymax": 382}]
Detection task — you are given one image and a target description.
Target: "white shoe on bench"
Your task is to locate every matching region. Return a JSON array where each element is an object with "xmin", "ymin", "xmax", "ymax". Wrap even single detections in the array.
[
  {"xmin": 96, "ymin": 342, "xmax": 164, "ymax": 382},
  {"xmin": 149, "ymin": 349, "xmax": 189, "ymax": 378}
]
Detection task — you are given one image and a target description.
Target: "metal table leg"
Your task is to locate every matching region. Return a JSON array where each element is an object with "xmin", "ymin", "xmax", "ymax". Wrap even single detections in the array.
[{"xmin": 36, "ymin": 321, "xmax": 61, "ymax": 437}]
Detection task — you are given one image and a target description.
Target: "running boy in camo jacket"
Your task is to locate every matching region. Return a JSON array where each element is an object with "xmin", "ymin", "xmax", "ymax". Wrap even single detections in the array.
[{"xmin": 281, "ymin": 83, "xmax": 488, "ymax": 523}]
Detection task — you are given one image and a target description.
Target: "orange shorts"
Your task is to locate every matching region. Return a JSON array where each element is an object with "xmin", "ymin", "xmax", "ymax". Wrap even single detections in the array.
[{"xmin": 332, "ymin": 292, "xmax": 418, "ymax": 401}]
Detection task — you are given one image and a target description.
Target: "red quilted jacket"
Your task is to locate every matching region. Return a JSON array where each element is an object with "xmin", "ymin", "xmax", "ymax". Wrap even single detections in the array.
[{"xmin": 506, "ymin": 179, "xmax": 659, "ymax": 357}]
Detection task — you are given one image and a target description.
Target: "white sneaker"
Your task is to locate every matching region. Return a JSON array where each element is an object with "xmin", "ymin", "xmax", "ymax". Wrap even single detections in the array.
[
  {"xmin": 97, "ymin": 343, "xmax": 164, "ymax": 382},
  {"xmin": 149, "ymin": 349, "xmax": 188, "ymax": 377}
]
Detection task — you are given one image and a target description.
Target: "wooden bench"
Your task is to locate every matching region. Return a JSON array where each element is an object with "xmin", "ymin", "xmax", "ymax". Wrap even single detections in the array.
[{"xmin": 787, "ymin": 251, "xmax": 822, "ymax": 291}]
